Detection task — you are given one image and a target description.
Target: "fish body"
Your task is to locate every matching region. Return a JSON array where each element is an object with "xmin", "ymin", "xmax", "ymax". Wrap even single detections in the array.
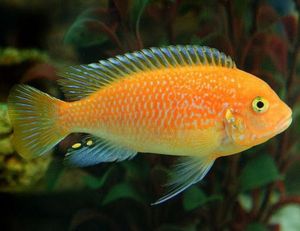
[
  {"xmin": 62, "ymin": 66, "xmax": 227, "ymax": 157},
  {"xmin": 8, "ymin": 45, "xmax": 292, "ymax": 204}
]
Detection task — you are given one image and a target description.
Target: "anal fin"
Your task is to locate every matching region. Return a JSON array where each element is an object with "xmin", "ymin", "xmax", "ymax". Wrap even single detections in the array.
[
  {"xmin": 152, "ymin": 156, "xmax": 215, "ymax": 205},
  {"xmin": 65, "ymin": 136, "xmax": 137, "ymax": 167}
]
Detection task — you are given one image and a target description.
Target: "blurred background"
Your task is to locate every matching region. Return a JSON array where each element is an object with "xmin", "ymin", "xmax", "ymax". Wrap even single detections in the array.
[{"xmin": 0, "ymin": 0, "xmax": 299, "ymax": 230}]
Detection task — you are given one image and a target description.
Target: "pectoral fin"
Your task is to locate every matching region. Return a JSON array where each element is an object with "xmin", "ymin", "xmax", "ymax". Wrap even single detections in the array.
[{"xmin": 152, "ymin": 156, "xmax": 215, "ymax": 205}]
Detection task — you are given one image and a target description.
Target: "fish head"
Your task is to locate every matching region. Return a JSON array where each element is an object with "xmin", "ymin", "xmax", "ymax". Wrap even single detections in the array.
[{"xmin": 224, "ymin": 71, "xmax": 292, "ymax": 148}]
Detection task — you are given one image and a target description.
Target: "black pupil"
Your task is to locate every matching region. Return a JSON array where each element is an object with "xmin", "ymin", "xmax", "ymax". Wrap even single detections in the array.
[{"xmin": 256, "ymin": 101, "xmax": 264, "ymax": 109}]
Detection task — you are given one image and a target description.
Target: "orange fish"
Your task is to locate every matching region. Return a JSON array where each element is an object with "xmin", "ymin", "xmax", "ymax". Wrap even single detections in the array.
[{"xmin": 8, "ymin": 45, "xmax": 292, "ymax": 204}]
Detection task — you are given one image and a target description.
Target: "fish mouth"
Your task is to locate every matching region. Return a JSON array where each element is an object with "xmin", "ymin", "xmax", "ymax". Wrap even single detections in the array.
[{"xmin": 276, "ymin": 116, "xmax": 292, "ymax": 134}]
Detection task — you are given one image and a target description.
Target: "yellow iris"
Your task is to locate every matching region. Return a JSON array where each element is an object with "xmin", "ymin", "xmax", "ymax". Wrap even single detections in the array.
[{"xmin": 252, "ymin": 96, "xmax": 269, "ymax": 113}]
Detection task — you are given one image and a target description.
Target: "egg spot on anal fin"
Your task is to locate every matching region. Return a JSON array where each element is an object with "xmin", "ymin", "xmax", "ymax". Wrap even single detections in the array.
[
  {"xmin": 64, "ymin": 135, "xmax": 137, "ymax": 167},
  {"xmin": 71, "ymin": 143, "xmax": 82, "ymax": 149},
  {"xmin": 86, "ymin": 139, "xmax": 93, "ymax": 146}
]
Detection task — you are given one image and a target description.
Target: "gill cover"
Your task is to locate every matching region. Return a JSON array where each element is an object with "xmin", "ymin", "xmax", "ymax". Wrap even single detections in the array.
[{"xmin": 224, "ymin": 108, "xmax": 247, "ymax": 146}]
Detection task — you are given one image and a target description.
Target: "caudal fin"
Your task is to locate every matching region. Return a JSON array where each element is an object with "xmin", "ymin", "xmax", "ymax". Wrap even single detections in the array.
[{"xmin": 8, "ymin": 85, "xmax": 68, "ymax": 159}]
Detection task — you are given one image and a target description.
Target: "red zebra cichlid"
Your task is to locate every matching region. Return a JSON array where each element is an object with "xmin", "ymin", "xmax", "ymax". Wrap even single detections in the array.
[{"xmin": 7, "ymin": 45, "xmax": 292, "ymax": 204}]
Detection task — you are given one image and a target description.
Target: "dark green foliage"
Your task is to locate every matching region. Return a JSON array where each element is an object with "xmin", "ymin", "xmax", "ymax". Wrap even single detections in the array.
[
  {"xmin": 44, "ymin": 158, "xmax": 65, "ymax": 191},
  {"xmin": 182, "ymin": 186, "xmax": 222, "ymax": 211},
  {"xmin": 130, "ymin": 0, "xmax": 150, "ymax": 29},
  {"xmin": 102, "ymin": 182, "xmax": 143, "ymax": 205},
  {"xmin": 285, "ymin": 161, "xmax": 300, "ymax": 195},
  {"xmin": 83, "ymin": 166, "xmax": 112, "ymax": 190},
  {"xmin": 64, "ymin": 17, "xmax": 109, "ymax": 47},
  {"xmin": 239, "ymin": 154, "xmax": 281, "ymax": 192},
  {"xmin": 246, "ymin": 223, "xmax": 268, "ymax": 231}
]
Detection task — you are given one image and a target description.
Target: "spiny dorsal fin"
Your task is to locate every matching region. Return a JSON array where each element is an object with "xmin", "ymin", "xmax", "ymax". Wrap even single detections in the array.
[{"xmin": 59, "ymin": 45, "xmax": 236, "ymax": 100}]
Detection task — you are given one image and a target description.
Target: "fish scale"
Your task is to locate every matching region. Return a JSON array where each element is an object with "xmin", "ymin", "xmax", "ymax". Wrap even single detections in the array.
[{"xmin": 59, "ymin": 66, "xmax": 231, "ymax": 156}]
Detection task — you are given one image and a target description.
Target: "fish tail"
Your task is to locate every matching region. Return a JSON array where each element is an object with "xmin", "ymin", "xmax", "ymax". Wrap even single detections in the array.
[{"xmin": 8, "ymin": 84, "xmax": 68, "ymax": 159}]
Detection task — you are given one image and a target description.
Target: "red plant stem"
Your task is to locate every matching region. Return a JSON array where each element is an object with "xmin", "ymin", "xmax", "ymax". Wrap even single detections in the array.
[
  {"xmin": 276, "ymin": 0, "xmax": 300, "ymax": 171},
  {"xmin": 165, "ymin": 0, "xmax": 180, "ymax": 44},
  {"xmin": 239, "ymin": 0, "xmax": 259, "ymax": 69},
  {"xmin": 276, "ymin": 132, "xmax": 290, "ymax": 170},
  {"xmin": 214, "ymin": 156, "xmax": 240, "ymax": 229},
  {"xmin": 286, "ymin": 0, "xmax": 300, "ymax": 100},
  {"xmin": 94, "ymin": 21, "xmax": 124, "ymax": 51},
  {"xmin": 239, "ymin": 36, "xmax": 254, "ymax": 69},
  {"xmin": 135, "ymin": 30, "xmax": 143, "ymax": 50},
  {"xmin": 222, "ymin": 0, "xmax": 235, "ymax": 51},
  {"xmin": 250, "ymin": 189, "xmax": 261, "ymax": 218},
  {"xmin": 135, "ymin": 3, "xmax": 146, "ymax": 50},
  {"xmin": 256, "ymin": 183, "xmax": 276, "ymax": 222},
  {"xmin": 283, "ymin": 155, "xmax": 300, "ymax": 172}
]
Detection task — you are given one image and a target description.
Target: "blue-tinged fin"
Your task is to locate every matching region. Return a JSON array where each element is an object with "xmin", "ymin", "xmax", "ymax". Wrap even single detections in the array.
[
  {"xmin": 58, "ymin": 45, "xmax": 236, "ymax": 100},
  {"xmin": 152, "ymin": 156, "xmax": 215, "ymax": 205},
  {"xmin": 65, "ymin": 135, "xmax": 137, "ymax": 167}
]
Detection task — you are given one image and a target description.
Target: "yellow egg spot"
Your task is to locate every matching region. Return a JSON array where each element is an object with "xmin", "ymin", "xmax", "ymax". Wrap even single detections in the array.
[
  {"xmin": 86, "ymin": 140, "xmax": 93, "ymax": 146},
  {"xmin": 72, "ymin": 143, "xmax": 82, "ymax": 149}
]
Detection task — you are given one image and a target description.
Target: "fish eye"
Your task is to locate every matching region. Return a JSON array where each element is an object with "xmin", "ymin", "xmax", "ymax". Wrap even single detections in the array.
[{"xmin": 252, "ymin": 96, "xmax": 269, "ymax": 113}]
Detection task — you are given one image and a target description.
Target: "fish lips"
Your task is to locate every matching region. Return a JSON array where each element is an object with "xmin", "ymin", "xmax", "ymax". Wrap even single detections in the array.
[{"xmin": 276, "ymin": 116, "xmax": 292, "ymax": 135}]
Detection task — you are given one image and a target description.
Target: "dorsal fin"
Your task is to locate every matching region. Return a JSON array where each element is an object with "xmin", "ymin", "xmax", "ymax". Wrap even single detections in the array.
[{"xmin": 58, "ymin": 45, "xmax": 236, "ymax": 100}]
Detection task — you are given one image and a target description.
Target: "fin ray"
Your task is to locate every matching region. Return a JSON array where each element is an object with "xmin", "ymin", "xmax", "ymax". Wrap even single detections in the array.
[
  {"xmin": 8, "ymin": 85, "xmax": 68, "ymax": 159},
  {"xmin": 65, "ymin": 136, "xmax": 137, "ymax": 167},
  {"xmin": 152, "ymin": 156, "xmax": 215, "ymax": 205},
  {"xmin": 59, "ymin": 45, "xmax": 236, "ymax": 100}
]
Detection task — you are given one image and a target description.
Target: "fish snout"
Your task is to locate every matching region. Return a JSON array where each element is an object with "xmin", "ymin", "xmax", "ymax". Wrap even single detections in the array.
[{"xmin": 276, "ymin": 104, "xmax": 292, "ymax": 134}]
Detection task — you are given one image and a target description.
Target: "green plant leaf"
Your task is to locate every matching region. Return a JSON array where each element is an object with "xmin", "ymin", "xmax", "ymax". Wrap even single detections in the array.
[
  {"xmin": 83, "ymin": 167, "xmax": 112, "ymax": 190},
  {"xmin": 0, "ymin": 104, "xmax": 11, "ymax": 135},
  {"xmin": 44, "ymin": 158, "xmax": 65, "ymax": 191},
  {"xmin": 246, "ymin": 222, "xmax": 268, "ymax": 231},
  {"xmin": 238, "ymin": 193, "xmax": 253, "ymax": 212},
  {"xmin": 130, "ymin": 0, "xmax": 149, "ymax": 42},
  {"xmin": 64, "ymin": 18, "xmax": 109, "ymax": 47},
  {"xmin": 240, "ymin": 154, "xmax": 281, "ymax": 192},
  {"xmin": 270, "ymin": 205, "xmax": 300, "ymax": 231},
  {"xmin": 121, "ymin": 159, "xmax": 150, "ymax": 180},
  {"xmin": 183, "ymin": 186, "xmax": 221, "ymax": 211},
  {"xmin": 0, "ymin": 103, "xmax": 14, "ymax": 155},
  {"xmin": 64, "ymin": 8, "xmax": 112, "ymax": 48},
  {"xmin": 102, "ymin": 182, "xmax": 143, "ymax": 205},
  {"xmin": 130, "ymin": 0, "xmax": 149, "ymax": 26}
]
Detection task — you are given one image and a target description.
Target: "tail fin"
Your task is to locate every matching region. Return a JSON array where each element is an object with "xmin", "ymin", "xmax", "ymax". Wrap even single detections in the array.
[{"xmin": 8, "ymin": 85, "xmax": 68, "ymax": 159}]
